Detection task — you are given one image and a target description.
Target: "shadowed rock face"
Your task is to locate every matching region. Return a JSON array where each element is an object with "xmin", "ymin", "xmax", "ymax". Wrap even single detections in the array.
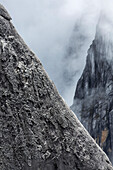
[
  {"xmin": 71, "ymin": 13, "xmax": 113, "ymax": 164},
  {"xmin": 0, "ymin": 5, "xmax": 113, "ymax": 170}
]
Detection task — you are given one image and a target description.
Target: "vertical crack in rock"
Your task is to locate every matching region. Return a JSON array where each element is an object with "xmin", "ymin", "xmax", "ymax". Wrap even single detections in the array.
[{"xmin": 0, "ymin": 4, "xmax": 113, "ymax": 170}]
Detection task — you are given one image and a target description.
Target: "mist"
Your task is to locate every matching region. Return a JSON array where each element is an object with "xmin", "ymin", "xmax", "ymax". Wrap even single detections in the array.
[{"xmin": 1, "ymin": 0, "xmax": 112, "ymax": 105}]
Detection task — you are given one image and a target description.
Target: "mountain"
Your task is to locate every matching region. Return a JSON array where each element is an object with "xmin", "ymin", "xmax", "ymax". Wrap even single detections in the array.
[
  {"xmin": 0, "ymin": 4, "xmax": 113, "ymax": 170},
  {"xmin": 71, "ymin": 12, "xmax": 113, "ymax": 164}
]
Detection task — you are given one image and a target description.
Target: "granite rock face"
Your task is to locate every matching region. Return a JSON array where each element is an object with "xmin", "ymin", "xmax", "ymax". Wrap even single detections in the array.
[
  {"xmin": 71, "ymin": 13, "xmax": 113, "ymax": 164},
  {"xmin": 0, "ymin": 5, "xmax": 113, "ymax": 170}
]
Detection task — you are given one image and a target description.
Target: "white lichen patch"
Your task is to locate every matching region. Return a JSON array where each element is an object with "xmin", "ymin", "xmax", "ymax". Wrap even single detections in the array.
[
  {"xmin": 17, "ymin": 61, "xmax": 23, "ymax": 69},
  {"xmin": 1, "ymin": 39, "xmax": 7, "ymax": 50}
]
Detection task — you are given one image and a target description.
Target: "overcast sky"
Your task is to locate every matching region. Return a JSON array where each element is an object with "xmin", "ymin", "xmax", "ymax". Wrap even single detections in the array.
[{"xmin": 1, "ymin": 0, "xmax": 111, "ymax": 105}]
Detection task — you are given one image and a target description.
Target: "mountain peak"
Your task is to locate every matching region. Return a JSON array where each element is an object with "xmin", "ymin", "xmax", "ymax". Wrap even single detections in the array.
[{"xmin": 95, "ymin": 11, "xmax": 113, "ymax": 42}]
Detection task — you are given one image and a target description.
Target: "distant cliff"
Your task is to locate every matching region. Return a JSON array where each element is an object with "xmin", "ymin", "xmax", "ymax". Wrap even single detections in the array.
[
  {"xmin": 71, "ymin": 13, "xmax": 113, "ymax": 164},
  {"xmin": 0, "ymin": 4, "xmax": 113, "ymax": 170}
]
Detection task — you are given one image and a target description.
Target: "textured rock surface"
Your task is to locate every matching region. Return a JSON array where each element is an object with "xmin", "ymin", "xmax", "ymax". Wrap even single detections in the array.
[
  {"xmin": 71, "ymin": 13, "xmax": 113, "ymax": 164},
  {"xmin": 0, "ymin": 5, "xmax": 113, "ymax": 170}
]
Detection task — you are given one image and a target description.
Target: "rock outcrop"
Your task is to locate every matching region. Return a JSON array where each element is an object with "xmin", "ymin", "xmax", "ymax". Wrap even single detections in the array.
[
  {"xmin": 71, "ymin": 13, "xmax": 113, "ymax": 164},
  {"xmin": 0, "ymin": 5, "xmax": 113, "ymax": 170}
]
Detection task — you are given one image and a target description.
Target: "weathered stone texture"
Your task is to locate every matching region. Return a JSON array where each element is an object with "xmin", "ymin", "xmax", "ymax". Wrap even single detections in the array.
[{"xmin": 0, "ymin": 5, "xmax": 113, "ymax": 170}]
